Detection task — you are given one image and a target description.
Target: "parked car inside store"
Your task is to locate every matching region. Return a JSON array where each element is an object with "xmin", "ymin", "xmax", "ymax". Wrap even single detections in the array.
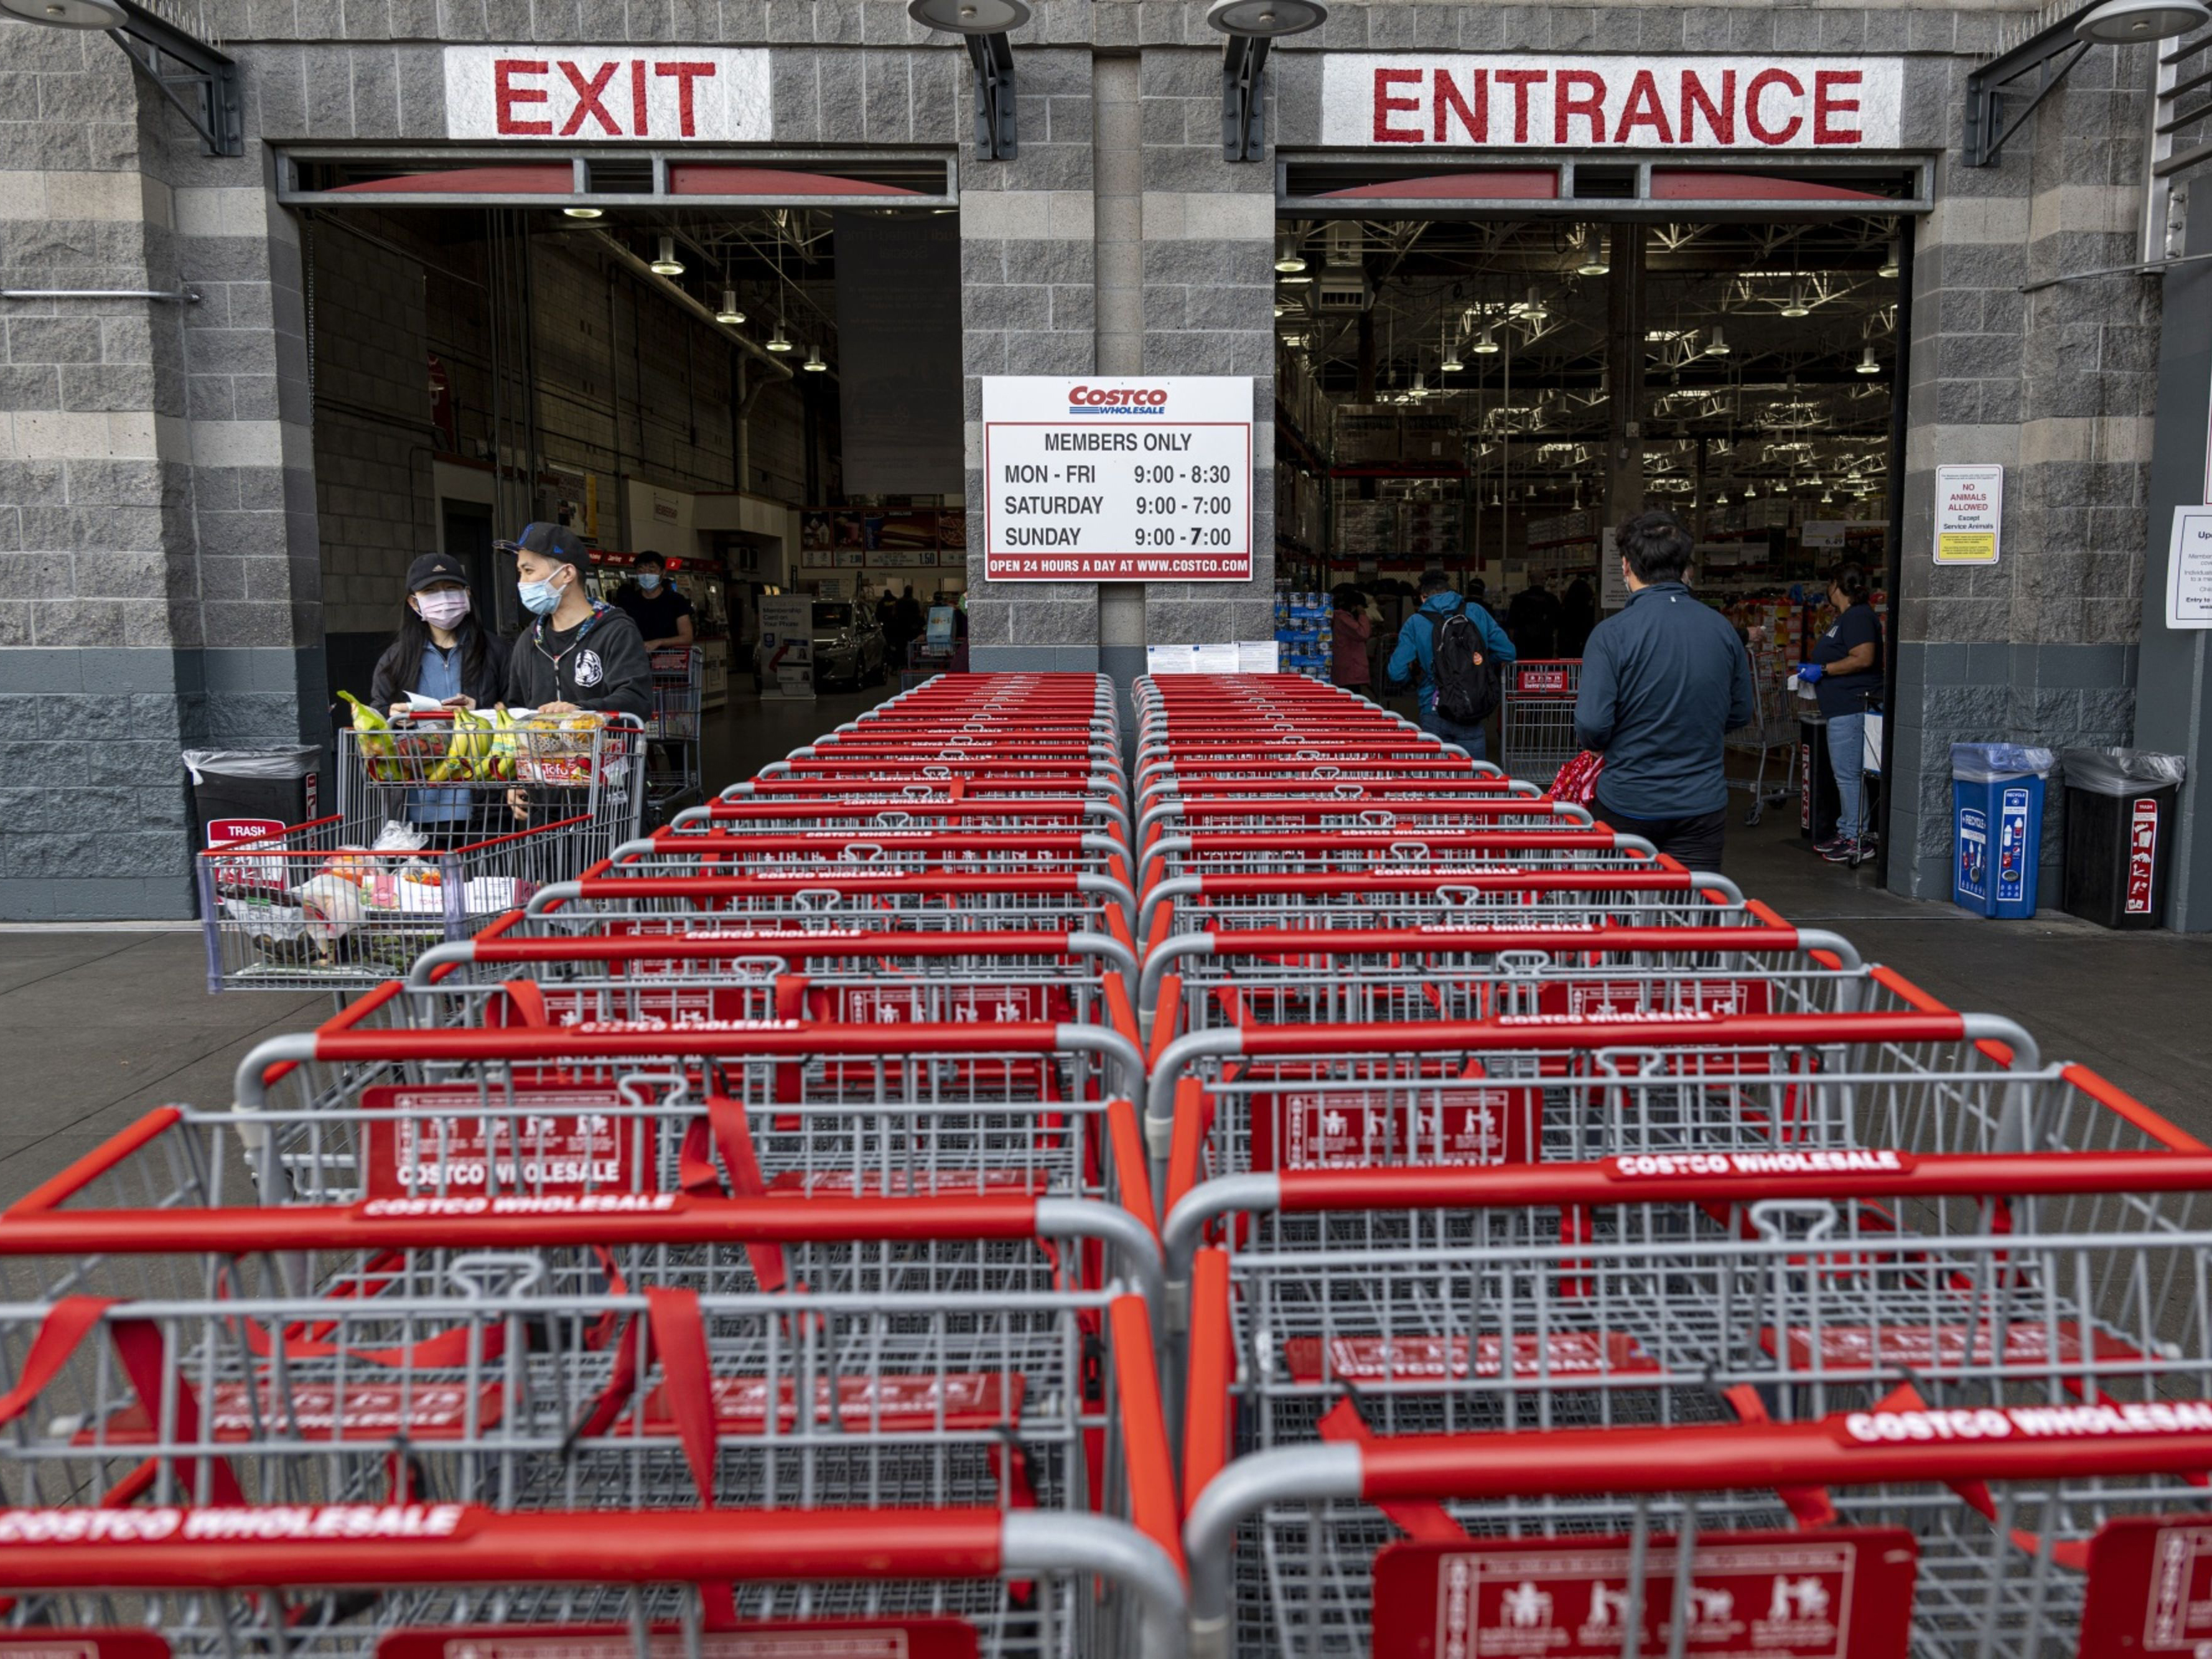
[{"xmin": 810, "ymin": 600, "xmax": 886, "ymax": 689}]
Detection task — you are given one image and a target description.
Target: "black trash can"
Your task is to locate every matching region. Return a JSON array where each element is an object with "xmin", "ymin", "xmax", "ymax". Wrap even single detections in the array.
[
  {"xmin": 2058, "ymin": 747, "xmax": 2187, "ymax": 929},
  {"xmin": 1798, "ymin": 714, "xmax": 1840, "ymax": 844},
  {"xmin": 182, "ymin": 747, "xmax": 324, "ymax": 852}
]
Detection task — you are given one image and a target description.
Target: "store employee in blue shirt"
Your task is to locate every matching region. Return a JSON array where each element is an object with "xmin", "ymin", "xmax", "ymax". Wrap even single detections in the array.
[
  {"xmin": 1795, "ymin": 563, "xmax": 1884, "ymax": 866},
  {"xmin": 1574, "ymin": 512, "xmax": 1755, "ymax": 869}
]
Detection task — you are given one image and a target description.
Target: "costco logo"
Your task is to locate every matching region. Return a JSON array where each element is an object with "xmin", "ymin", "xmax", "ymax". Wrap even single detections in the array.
[{"xmin": 1066, "ymin": 385, "xmax": 1168, "ymax": 414}]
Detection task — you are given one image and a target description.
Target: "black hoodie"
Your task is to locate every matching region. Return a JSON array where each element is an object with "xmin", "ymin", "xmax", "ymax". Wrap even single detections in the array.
[{"xmin": 504, "ymin": 601, "xmax": 653, "ymax": 717}]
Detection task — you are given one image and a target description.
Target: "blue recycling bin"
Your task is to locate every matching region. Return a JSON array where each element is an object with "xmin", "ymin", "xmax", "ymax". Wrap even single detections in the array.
[{"xmin": 1951, "ymin": 744, "xmax": 2055, "ymax": 918}]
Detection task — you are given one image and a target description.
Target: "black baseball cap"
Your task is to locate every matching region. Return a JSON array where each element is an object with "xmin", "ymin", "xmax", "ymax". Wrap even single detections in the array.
[
  {"xmin": 498, "ymin": 521, "xmax": 592, "ymax": 568},
  {"xmin": 404, "ymin": 551, "xmax": 470, "ymax": 591}
]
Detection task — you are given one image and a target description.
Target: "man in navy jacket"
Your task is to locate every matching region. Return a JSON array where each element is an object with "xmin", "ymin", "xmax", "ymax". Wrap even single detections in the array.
[{"xmin": 1574, "ymin": 512, "xmax": 1754, "ymax": 868}]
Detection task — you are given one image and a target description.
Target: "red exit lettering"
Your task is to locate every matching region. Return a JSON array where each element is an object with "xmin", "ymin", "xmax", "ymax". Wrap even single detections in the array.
[{"xmin": 492, "ymin": 56, "xmax": 719, "ymax": 138}]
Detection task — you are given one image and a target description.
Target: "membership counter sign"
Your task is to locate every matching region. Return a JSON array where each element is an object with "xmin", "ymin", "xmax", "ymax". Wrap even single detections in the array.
[
  {"xmin": 982, "ymin": 377, "xmax": 1254, "ymax": 582},
  {"xmin": 1323, "ymin": 55, "xmax": 1902, "ymax": 150},
  {"xmin": 444, "ymin": 48, "xmax": 770, "ymax": 141}
]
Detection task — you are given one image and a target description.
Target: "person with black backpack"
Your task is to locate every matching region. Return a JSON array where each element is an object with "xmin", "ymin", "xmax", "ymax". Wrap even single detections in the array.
[{"xmin": 1385, "ymin": 568, "xmax": 1516, "ymax": 759}]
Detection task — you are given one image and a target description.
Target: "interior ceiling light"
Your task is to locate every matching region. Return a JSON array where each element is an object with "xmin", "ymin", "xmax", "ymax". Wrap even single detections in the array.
[
  {"xmin": 1520, "ymin": 285, "xmax": 1548, "ymax": 320},
  {"xmin": 1279, "ymin": 273, "xmax": 1312, "ymax": 286},
  {"xmin": 803, "ymin": 345, "xmax": 827, "ymax": 372},
  {"xmin": 1274, "ymin": 235, "xmax": 1307, "ymax": 274},
  {"xmin": 1704, "ymin": 327, "xmax": 1730, "ymax": 357},
  {"xmin": 1274, "ymin": 302, "xmax": 1287, "ymax": 317},
  {"xmin": 650, "ymin": 235, "xmax": 684, "ymax": 276},
  {"xmin": 1715, "ymin": 490, "xmax": 1730, "ymax": 505},
  {"xmin": 1576, "ymin": 231, "xmax": 1610, "ymax": 278},
  {"xmin": 1821, "ymin": 488, "xmax": 1836, "ymax": 503},
  {"xmin": 714, "ymin": 290, "xmax": 745, "ymax": 325},
  {"xmin": 1780, "ymin": 286, "xmax": 1811, "ymax": 318},
  {"xmin": 1440, "ymin": 348, "xmax": 1463, "ymax": 373},
  {"xmin": 2075, "ymin": 0, "xmax": 2210, "ymax": 41},
  {"xmin": 1472, "ymin": 327, "xmax": 1500, "ymax": 355},
  {"xmin": 1857, "ymin": 344, "xmax": 1882, "ymax": 375},
  {"xmin": 1206, "ymin": 0, "xmax": 1328, "ymax": 35},
  {"xmin": 765, "ymin": 322, "xmax": 795, "ymax": 353},
  {"xmin": 908, "ymin": 0, "xmax": 1030, "ymax": 32},
  {"xmin": 1742, "ymin": 480, "xmax": 1757, "ymax": 498},
  {"xmin": 1878, "ymin": 240, "xmax": 1902, "ymax": 279},
  {"xmin": 562, "ymin": 205, "xmax": 604, "ymax": 220}
]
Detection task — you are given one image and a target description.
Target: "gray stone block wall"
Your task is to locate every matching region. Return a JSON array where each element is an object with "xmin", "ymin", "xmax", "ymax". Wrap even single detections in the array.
[{"xmin": 0, "ymin": 0, "xmax": 2192, "ymax": 915}]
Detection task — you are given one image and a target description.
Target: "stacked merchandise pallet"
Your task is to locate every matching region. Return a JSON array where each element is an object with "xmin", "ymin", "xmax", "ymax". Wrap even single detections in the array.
[{"xmin": 2, "ymin": 671, "xmax": 2210, "ymax": 1659}]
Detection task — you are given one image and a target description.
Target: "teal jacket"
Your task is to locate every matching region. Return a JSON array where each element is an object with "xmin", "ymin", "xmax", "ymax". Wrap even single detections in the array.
[{"xmin": 1386, "ymin": 591, "xmax": 1516, "ymax": 717}]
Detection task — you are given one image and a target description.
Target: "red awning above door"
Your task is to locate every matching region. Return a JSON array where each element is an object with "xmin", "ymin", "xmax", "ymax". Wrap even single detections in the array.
[
  {"xmin": 668, "ymin": 166, "xmax": 922, "ymax": 197},
  {"xmin": 328, "ymin": 165, "xmax": 572, "ymax": 194},
  {"xmin": 1314, "ymin": 171, "xmax": 1560, "ymax": 201},
  {"xmin": 1651, "ymin": 171, "xmax": 1884, "ymax": 201}
]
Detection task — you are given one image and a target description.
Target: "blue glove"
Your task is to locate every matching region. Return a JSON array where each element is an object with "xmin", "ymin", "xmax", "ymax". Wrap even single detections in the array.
[{"xmin": 1796, "ymin": 663, "xmax": 1824, "ymax": 684}]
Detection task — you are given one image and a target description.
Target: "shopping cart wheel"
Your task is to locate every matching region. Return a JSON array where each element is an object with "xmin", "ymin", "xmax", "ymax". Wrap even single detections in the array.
[{"xmin": 1744, "ymin": 803, "xmax": 1763, "ymax": 826}]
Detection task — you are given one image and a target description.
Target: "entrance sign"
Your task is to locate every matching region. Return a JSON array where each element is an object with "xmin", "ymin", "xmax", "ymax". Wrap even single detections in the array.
[
  {"xmin": 444, "ymin": 49, "xmax": 770, "ymax": 141},
  {"xmin": 981, "ymin": 378, "xmax": 1254, "ymax": 582},
  {"xmin": 1933, "ymin": 465, "xmax": 2003, "ymax": 566},
  {"xmin": 2166, "ymin": 507, "xmax": 2212, "ymax": 628},
  {"xmin": 1322, "ymin": 56, "xmax": 1903, "ymax": 151}
]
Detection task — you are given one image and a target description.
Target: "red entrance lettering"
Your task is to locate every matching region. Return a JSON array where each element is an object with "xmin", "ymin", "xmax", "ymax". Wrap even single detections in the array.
[
  {"xmin": 1434, "ymin": 67, "xmax": 1486, "ymax": 143},
  {"xmin": 1373, "ymin": 68, "xmax": 1423, "ymax": 142},
  {"xmin": 1813, "ymin": 68, "xmax": 1864, "ymax": 144},
  {"xmin": 1495, "ymin": 70, "xmax": 1547, "ymax": 144},
  {"xmin": 630, "ymin": 58, "xmax": 649, "ymax": 136},
  {"xmin": 1554, "ymin": 68, "xmax": 1606, "ymax": 144},
  {"xmin": 1613, "ymin": 68, "xmax": 1673, "ymax": 144},
  {"xmin": 557, "ymin": 60, "xmax": 620, "ymax": 136},
  {"xmin": 1745, "ymin": 67, "xmax": 1805, "ymax": 144},
  {"xmin": 1678, "ymin": 68, "xmax": 1735, "ymax": 144},
  {"xmin": 655, "ymin": 60, "xmax": 717, "ymax": 137},
  {"xmin": 494, "ymin": 58, "xmax": 551, "ymax": 135}
]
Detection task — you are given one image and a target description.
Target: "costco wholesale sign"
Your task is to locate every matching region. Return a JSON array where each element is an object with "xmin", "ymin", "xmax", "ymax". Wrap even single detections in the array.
[
  {"xmin": 982, "ymin": 378, "xmax": 1254, "ymax": 582},
  {"xmin": 444, "ymin": 48, "xmax": 770, "ymax": 141},
  {"xmin": 1322, "ymin": 55, "xmax": 1903, "ymax": 150}
]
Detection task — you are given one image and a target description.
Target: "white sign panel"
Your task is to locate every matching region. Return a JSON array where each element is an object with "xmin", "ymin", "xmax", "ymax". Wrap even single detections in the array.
[
  {"xmin": 2167, "ymin": 508, "xmax": 2212, "ymax": 629},
  {"xmin": 757, "ymin": 595, "xmax": 814, "ymax": 699},
  {"xmin": 1933, "ymin": 464, "xmax": 2003, "ymax": 566},
  {"xmin": 444, "ymin": 48, "xmax": 770, "ymax": 141},
  {"xmin": 981, "ymin": 378, "xmax": 1254, "ymax": 582},
  {"xmin": 1322, "ymin": 55, "xmax": 1902, "ymax": 151}
]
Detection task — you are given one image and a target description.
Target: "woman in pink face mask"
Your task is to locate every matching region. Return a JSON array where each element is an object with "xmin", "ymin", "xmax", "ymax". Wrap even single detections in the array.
[
  {"xmin": 370, "ymin": 551, "xmax": 505, "ymax": 716},
  {"xmin": 368, "ymin": 552, "xmax": 508, "ymax": 842}
]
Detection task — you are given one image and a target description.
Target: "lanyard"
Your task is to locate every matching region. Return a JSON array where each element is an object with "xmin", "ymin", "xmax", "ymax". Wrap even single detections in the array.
[{"xmin": 533, "ymin": 601, "xmax": 611, "ymax": 675}]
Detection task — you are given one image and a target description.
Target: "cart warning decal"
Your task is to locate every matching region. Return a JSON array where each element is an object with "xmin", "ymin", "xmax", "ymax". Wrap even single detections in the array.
[
  {"xmin": 1765, "ymin": 1322, "xmax": 2147, "ymax": 1375},
  {"xmin": 2081, "ymin": 1517, "xmax": 2212, "ymax": 1655},
  {"xmin": 1607, "ymin": 1149, "xmax": 1913, "ymax": 1180},
  {"xmin": 82, "ymin": 1381, "xmax": 505, "ymax": 1444},
  {"xmin": 1536, "ymin": 978, "xmax": 1771, "ymax": 1020},
  {"xmin": 1281, "ymin": 1332, "xmax": 1658, "ymax": 1383},
  {"xmin": 634, "ymin": 1372, "xmax": 1020, "ymax": 1433},
  {"xmin": 0, "ymin": 1635, "xmax": 170, "ymax": 1659},
  {"xmin": 378, "ymin": 1622, "xmax": 976, "ymax": 1659},
  {"xmin": 0, "ymin": 1504, "xmax": 474, "ymax": 1545},
  {"xmin": 1254, "ymin": 1085, "xmax": 1530, "ymax": 1172},
  {"xmin": 1373, "ymin": 1528, "xmax": 1915, "ymax": 1658},
  {"xmin": 362, "ymin": 1085, "xmax": 636, "ymax": 1200}
]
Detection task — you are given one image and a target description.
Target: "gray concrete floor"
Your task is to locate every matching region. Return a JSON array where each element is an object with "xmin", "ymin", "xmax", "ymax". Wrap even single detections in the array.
[{"xmin": 4, "ymin": 680, "xmax": 2208, "ymax": 1204}]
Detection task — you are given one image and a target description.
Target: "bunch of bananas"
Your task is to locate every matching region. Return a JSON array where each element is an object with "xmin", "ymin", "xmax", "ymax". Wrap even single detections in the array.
[
  {"xmin": 425, "ymin": 709, "xmax": 503, "ymax": 783},
  {"xmin": 339, "ymin": 691, "xmax": 402, "ymax": 783}
]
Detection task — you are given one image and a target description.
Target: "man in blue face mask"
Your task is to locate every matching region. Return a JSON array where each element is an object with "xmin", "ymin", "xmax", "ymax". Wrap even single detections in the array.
[
  {"xmin": 498, "ymin": 522, "xmax": 652, "ymax": 719},
  {"xmin": 610, "ymin": 549, "xmax": 696, "ymax": 650}
]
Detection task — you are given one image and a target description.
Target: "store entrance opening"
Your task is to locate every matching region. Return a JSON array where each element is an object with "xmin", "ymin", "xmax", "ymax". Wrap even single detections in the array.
[
  {"xmin": 288, "ymin": 156, "xmax": 964, "ymax": 815},
  {"xmin": 1276, "ymin": 187, "xmax": 1907, "ymax": 864}
]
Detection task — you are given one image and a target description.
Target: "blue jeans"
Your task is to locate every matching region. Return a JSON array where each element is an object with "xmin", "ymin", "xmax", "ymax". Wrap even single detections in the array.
[
  {"xmin": 1420, "ymin": 706, "xmax": 1488, "ymax": 762},
  {"xmin": 1826, "ymin": 711, "xmax": 1867, "ymax": 841}
]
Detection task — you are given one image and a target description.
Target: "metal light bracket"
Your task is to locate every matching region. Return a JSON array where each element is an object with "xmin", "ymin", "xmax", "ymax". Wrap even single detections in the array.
[
  {"xmin": 108, "ymin": 0, "xmax": 243, "ymax": 158},
  {"xmin": 1221, "ymin": 33, "xmax": 1272, "ymax": 162},
  {"xmin": 966, "ymin": 30, "xmax": 1016, "ymax": 161},
  {"xmin": 1962, "ymin": 6, "xmax": 2096, "ymax": 166}
]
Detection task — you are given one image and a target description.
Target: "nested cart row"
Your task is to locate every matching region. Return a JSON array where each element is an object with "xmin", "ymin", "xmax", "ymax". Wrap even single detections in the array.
[{"xmin": 7, "ymin": 671, "xmax": 2207, "ymax": 1659}]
